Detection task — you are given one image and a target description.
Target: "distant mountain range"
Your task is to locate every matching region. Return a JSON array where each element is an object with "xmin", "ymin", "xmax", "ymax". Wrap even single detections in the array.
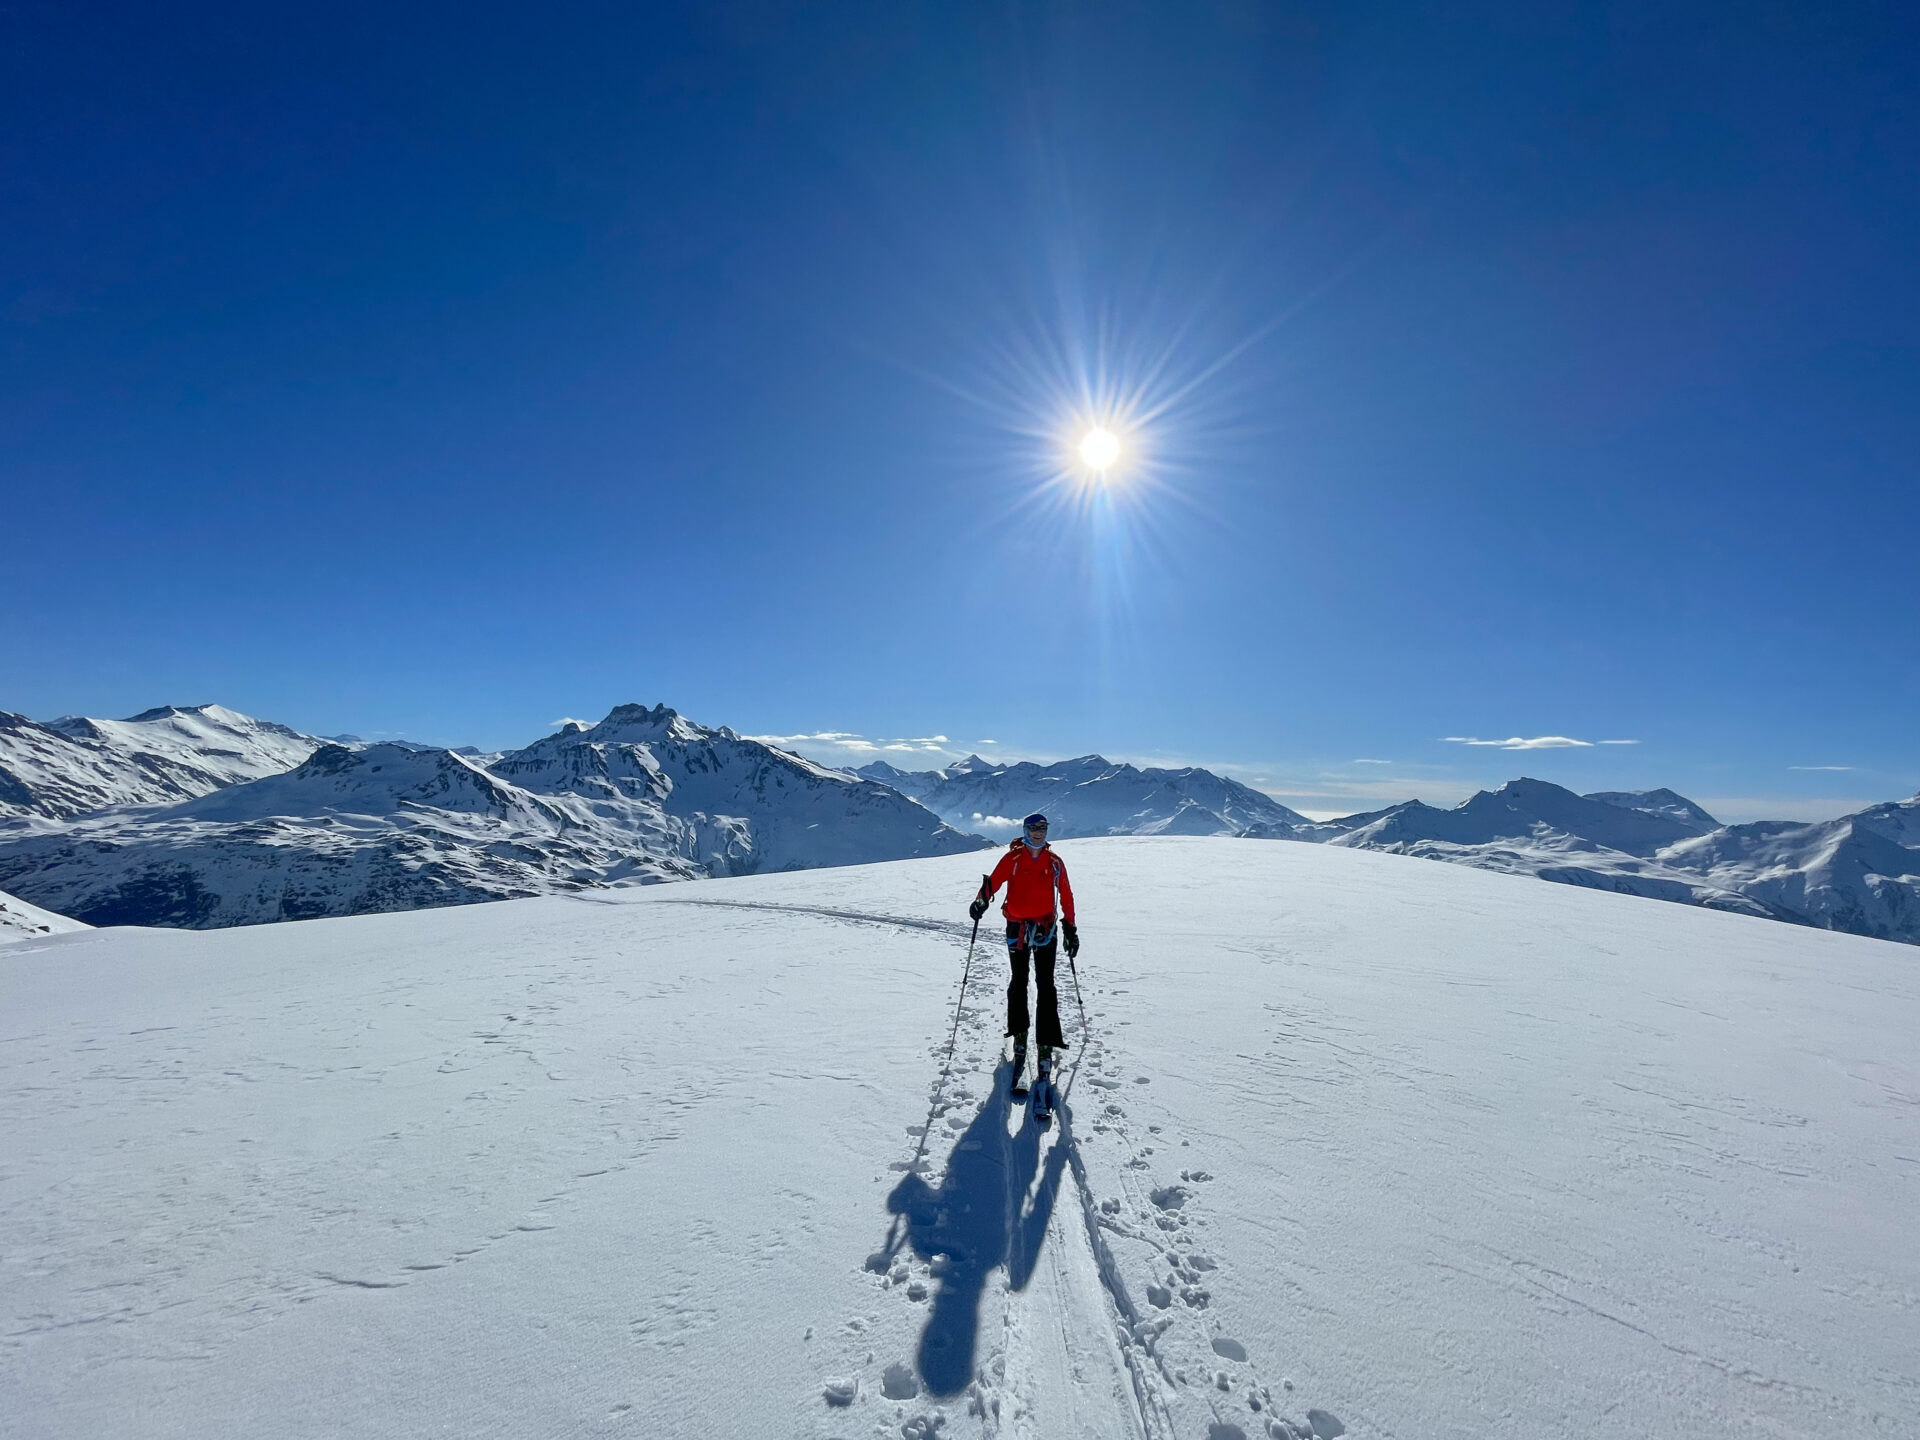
[
  {"xmin": 859, "ymin": 760, "xmax": 1920, "ymax": 947},
  {"xmin": 2, "ymin": 702, "xmax": 1915, "ymax": 948},
  {"xmin": 855, "ymin": 754, "xmax": 1310, "ymax": 838},
  {"xmin": 0, "ymin": 705, "xmax": 985, "ymax": 929},
  {"xmin": 1310, "ymin": 777, "xmax": 1920, "ymax": 945}
]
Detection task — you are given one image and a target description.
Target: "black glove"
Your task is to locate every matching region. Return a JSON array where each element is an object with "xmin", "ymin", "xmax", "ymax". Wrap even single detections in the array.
[
  {"xmin": 1062, "ymin": 920, "xmax": 1079, "ymax": 959},
  {"xmin": 968, "ymin": 895, "xmax": 989, "ymax": 922}
]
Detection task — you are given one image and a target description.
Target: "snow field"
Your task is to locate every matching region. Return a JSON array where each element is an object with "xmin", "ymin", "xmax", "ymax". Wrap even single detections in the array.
[{"xmin": 3, "ymin": 838, "xmax": 1915, "ymax": 1438}]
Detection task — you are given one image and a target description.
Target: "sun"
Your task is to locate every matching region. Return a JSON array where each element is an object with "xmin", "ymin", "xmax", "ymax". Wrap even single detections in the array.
[{"xmin": 1079, "ymin": 426, "xmax": 1121, "ymax": 472}]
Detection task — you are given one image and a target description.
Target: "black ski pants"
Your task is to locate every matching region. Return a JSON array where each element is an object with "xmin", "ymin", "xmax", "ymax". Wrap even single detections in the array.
[{"xmin": 1005, "ymin": 919, "xmax": 1066, "ymax": 1050}]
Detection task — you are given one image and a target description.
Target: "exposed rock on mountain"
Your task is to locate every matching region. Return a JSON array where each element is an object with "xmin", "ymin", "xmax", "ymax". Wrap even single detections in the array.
[
  {"xmin": 0, "ymin": 704, "xmax": 324, "ymax": 822},
  {"xmin": 1330, "ymin": 777, "xmax": 1703, "ymax": 857},
  {"xmin": 0, "ymin": 886, "xmax": 89, "ymax": 944},
  {"xmin": 0, "ymin": 706, "xmax": 989, "ymax": 929},
  {"xmin": 1319, "ymin": 777, "xmax": 1920, "ymax": 943},
  {"xmin": 1658, "ymin": 795, "xmax": 1920, "ymax": 943},
  {"xmin": 856, "ymin": 754, "xmax": 1309, "ymax": 838}
]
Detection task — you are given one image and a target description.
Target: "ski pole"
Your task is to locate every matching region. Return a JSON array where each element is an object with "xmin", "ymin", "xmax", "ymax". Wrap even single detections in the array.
[
  {"xmin": 1066, "ymin": 949, "xmax": 1089, "ymax": 1040},
  {"xmin": 917, "ymin": 877, "xmax": 990, "ymax": 1160},
  {"xmin": 882, "ymin": 878, "xmax": 991, "ymax": 1259}
]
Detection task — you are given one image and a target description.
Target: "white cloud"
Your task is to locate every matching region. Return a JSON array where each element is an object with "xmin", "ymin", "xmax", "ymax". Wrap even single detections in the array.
[
  {"xmin": 978, "ymin": 739, "xmax": 999, "ymax": 745},
  {"xmin": 1598, "ymin": 739, "xmax": 1640, "ymax": 746},
  {"xmin": 550, "ymin": 717, "xmax": 592, "ymax": 729},
  {"xmin": 745, "ymin": 728, "xmax": 963, "ymax": 768},
  {"xmin": 1788, "ymin": 765, "xmax": 1853, "ymax": 772},
  {"xmin": 1442, "ymin": 736, "xmax": 1594, "ymax": 750},
  {"xmin": 971, "ymin": 813, "xmax": 1022, "ymax": 835},
  {"xmin": 1352, "ymin": 758, "xmax": 1392, "ymax": 765}
]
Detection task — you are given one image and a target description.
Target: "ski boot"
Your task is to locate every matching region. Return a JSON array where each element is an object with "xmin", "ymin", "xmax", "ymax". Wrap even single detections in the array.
[
  {"xmin": 1032, "ymin": 1046, "xmax": 1056, "ymax": 1127},
  {"xmin": 1008, "ymin": 1035, "xmax": 1029, "ymax": 1098}
]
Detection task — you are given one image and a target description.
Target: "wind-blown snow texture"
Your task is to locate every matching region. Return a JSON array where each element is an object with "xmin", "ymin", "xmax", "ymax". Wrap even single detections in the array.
[
  {"xmin": 0, "ymin": 705, "xmax": 987, "ymax": 928},
  {"xmin": 0, "ymin": 704, "xmax": 324, "ymax": 822},
  {"xmin": 3, "ymin": 840, "xmax": 1913, "ymax": 1438},
  {"xmin": 857, "ymin": 754, "xmax": 1310, "ymax": 839}
]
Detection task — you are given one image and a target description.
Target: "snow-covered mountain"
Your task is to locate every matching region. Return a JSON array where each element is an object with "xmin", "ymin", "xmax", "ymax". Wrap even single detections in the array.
[
  {"xmin": 0, "ymin": 886, "xmax": 88, "ymax": 944},
  {"xmin": 0, "ymin": 704, "xmax": 325, "ymax": 822},
  {"xmin": 857, "ymin": 754, "xmax": 1311, "ymax": 838},
  {"xmin": 1585, "ymin": 786, "xmax": 1722, "ymax": 836},
  {"xmin": 5, "ymin": 840, "xmax": 1913, "ymax": 1439},
  {"xmin": 1318, "ymin": 777, "xmax": 1920, "ymax": 944},
  {"xmin": 0, "ymin": 705, "xmax": 988, "ymax": 928},
  {"xmin": 1657, "ymin": 794, "xmax": 1920, "ymax": 943}
]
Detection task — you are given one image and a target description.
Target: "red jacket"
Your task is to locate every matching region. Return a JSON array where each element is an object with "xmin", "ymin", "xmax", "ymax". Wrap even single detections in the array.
[{"xmin": 984, "ymin": 840, "xmax": 1075, "ymax": 924}]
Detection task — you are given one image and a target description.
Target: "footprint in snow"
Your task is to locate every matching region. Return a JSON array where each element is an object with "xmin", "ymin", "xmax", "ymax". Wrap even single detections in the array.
[
  {"xmin": 881, "ymin": 1360, "xmax": 920, "ymax": 1400},
  {"xmin": 822, "ymin": 1376, "xmax": 857, "ymax": 1406},
  {"xmin": 1211, "ymin": 1336, "xmax": 1248, "ymax": 1362}
]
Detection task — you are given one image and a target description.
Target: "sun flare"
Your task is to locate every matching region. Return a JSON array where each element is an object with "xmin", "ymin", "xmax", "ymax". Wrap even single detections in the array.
[{"xmin": 1079, "ymin": 426, "xmax": 1121, "ymax": 472}]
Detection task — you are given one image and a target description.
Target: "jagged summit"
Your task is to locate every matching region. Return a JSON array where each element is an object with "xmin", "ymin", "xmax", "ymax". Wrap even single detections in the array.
[{"xmin": 584, "ymin": 702, "xmax": 697, "ymax": 740}]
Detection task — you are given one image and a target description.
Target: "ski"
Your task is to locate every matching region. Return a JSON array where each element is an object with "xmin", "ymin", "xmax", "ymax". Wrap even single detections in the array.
[
  {"xmin": 1031, "ymin": 1051, "xmax": 1055, "ymax": 1126},
  {"xmin": 1009, "ymin": 1040, "xmax": 1029, "ymax": 1098}
]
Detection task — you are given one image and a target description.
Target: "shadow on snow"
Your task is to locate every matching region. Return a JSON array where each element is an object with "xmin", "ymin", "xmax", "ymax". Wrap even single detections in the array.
[{"xmin": 882, "ymin": 1059, "xmax": 1073, "ymax": 1397}]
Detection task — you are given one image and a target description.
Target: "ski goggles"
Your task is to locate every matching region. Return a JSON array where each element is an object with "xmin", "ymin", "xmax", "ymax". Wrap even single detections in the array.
[{"xmin": 1023, "ymin": 814, "xmax": 1049, "ymax": 839}]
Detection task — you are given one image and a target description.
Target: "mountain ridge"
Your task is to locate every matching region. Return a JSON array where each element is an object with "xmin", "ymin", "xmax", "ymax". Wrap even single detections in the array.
[
  {"xmin": 2, "ymin": 700, "xmax": 1913, "ymax": 945},
  {"xmin": 855, "ymin": 753, "xmax": 1311, "ymax": 839},
  {"xmin": 0, "ymin": 705, "xmax": 988, "ymax": 928}
]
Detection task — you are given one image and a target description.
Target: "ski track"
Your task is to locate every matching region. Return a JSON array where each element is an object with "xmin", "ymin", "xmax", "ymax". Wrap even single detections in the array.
[
  {"xmin": 10, "ymin": 843, "xmax": 1911, "ymax": 1437},
  {"xmin": 681, "ymin": 897, "xmax": 1340, "ymax": 1440}
]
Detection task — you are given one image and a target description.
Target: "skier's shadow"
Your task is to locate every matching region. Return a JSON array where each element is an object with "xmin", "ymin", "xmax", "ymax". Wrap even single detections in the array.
[{"xmin": 882, "ymin": 1060, "xmax": 1072, "ymax": 1397}]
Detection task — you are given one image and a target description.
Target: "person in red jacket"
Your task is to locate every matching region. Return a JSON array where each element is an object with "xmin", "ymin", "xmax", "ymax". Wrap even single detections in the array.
[{"xmin": 969, "ymin": 811, "xmax": 1079, "ymax": 1092}]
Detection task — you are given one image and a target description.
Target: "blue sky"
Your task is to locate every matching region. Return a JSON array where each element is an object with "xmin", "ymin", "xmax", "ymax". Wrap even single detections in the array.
[{"xmin": 4, "ymin": 2, "xmax": 1916, "ymax": 821}]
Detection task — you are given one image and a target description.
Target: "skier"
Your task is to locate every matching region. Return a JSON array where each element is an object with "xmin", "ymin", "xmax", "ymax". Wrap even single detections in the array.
[{"xmin": 969, "ymin": 812, "xmax": 1079, "ymax": 1110}]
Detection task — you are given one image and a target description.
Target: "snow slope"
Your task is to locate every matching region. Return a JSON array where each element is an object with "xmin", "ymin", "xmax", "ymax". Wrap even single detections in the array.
[
  {"xmin": 860, "ymin": 755, "xmax": 1311, "ymax": 838},
  {"xmin": 0, "ymin": 704, "xmax": 324, "ymax": 822},
  {"xmin": 0, "ymin": 706, "xmax": 988, "ymax": 927},
  {"xmin": 0, "ymin": 885, "xmax": 88, "ymax": 943},
  {"xmin": 4, "ymin": 839, "xmax": 1913, "ymax": 1439}
]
